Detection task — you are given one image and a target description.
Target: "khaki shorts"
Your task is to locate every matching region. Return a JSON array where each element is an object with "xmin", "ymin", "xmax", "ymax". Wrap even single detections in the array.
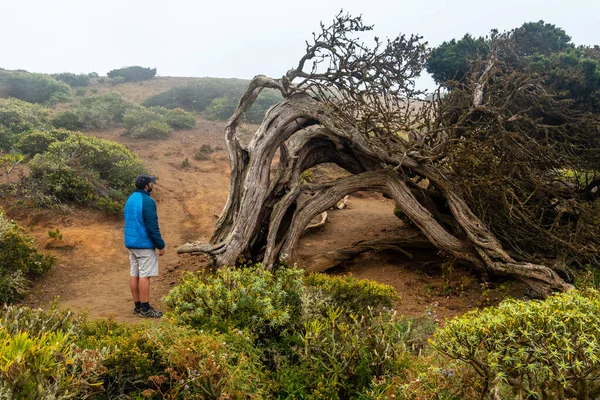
[{"xmin": 128, "ymin": 249, "xmax": 159, "ymax": 277}]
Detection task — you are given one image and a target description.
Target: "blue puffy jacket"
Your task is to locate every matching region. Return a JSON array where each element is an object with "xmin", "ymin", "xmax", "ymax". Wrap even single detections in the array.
[{"xmin": 124, "ymin": 189, "xmax": 165, "ymax": 249}]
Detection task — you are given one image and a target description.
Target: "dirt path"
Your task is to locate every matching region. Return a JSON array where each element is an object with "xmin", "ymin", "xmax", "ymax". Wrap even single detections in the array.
[{"xmin": 8, "ymin": 118, "xmax": 525, "ymax": 323}]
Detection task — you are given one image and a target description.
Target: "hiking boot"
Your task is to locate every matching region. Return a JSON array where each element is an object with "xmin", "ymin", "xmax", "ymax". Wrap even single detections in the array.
[
  {"xmin": 139, "ymin": 306, "xmax": 163, "ymax": 318},
  {"xmin": 133, "ymin": 307, "xmax": 141, "ymax": 315}
]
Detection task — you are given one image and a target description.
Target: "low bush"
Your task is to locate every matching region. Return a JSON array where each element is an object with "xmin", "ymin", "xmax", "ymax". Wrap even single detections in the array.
[
  {"xmin": 50, "ymin": 109, "xmax": 83, "ymax": 130},
  {"xmin": 123, "ymin": 106, "xmax": 193, "ymax": 138},
  {"xmin": 163, "ymin": 265, "xmax": 444, "ymax": 399},
  {"xmin": 0, "ymin": 69, "xmax": 72, "ymax": 104},
  {"xmin": 245, "ymin": 89, "xmax": 282, "ymax": 123},
  {"xmin": 15, "ymin": 128, "xmax": 73, "ymax": 157},
  {"xmin": 52, "ymin": 72, "xmax": 90, "ymax": 87},
  {"xmin": 128, "ymin": 120, "xmax": 173, "ymax": 139},
  {"xmin": 109, "ymin": 76, "xmax": 126, "ymax": 85},
  {"xmin": 0, "ymin": 211, "xmax": 54, "ymax": 303},
  {"xmin": 164, "ymin": 265, "xmax": 305, "ymax": 339},
  {"xmin": 144, "ymin": 81, "xmax": 281, "ymax": 123},
  {"xmin": 75, "ymin": 318, "xmax": 270, "ymax": 398},
  {"xmin": 107, "ymin": 66, "xmax": 156, "ymax": 82},
  {"xmin": 204, "ymin": 96, "xmax": 238, "ymax": 121},
  {"xmin": 164, "ymin": 107, "xmax": 196, "ymax": 129},
  {"xmin": 432, "ymin": 289, "xmax": 600, "ymax": 399},
  {"xmin": 27, "ymin": 133, "xmax": 146, "ymax": 211},
  {"xmin": 51, "ymin": 92, "xmax": 132, "ymax": 130},
  {"xmin": 0, "ymin": 327, "xmax": 101, "ymax": 398},
  {"xmin": 305, "ymin": 272, "xmax": 400, "ymax": 315},
  {"xmin": 142, "ymin": 78, "xmax": 245, "ymax": 111},
  {"xmin": 123, "ymin": 106, "xmax": 163, "ymax": 131},
  {"xmin": 277, "ymin": 308, "xmax": 434, "ymax": 399},
  {"xmin": 0, "ymin": 98, "xmax": 48, "ymax": 151},
  {"xmin": 204, "ymin": 91, "xmax": 281, "ymax": 123},
  {"xmin": 194, "ymin": 144, "xmax": 214, "ymax": 160},
  {"xmin": 15, "ymin": 131, "xmax": 57, "ymax": 157}
]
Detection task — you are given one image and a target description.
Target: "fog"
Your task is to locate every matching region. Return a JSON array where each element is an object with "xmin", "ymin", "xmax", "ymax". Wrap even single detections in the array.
[{"xmin": 1, "ymin": 0, "xmax": 598, "ymax": 91}]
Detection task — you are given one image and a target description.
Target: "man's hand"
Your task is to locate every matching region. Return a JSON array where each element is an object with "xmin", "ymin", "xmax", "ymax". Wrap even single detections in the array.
[{"xmin": 158, "ymin": 248, "xmax": 166, "ymax": 256}]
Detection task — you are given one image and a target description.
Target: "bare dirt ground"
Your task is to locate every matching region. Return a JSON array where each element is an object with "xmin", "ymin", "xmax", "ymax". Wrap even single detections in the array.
[{"xmin": 3, "ymin": 79, "xmax": 527, "ymax": 323}]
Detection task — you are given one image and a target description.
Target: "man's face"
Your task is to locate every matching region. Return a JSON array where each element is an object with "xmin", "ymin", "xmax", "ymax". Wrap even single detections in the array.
[{"xmin": 146, "ymin": 182, "xmax": 154, "ymax": 193}]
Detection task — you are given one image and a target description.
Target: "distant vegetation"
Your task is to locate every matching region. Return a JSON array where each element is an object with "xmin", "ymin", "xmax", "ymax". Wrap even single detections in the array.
[
  {"xmin": 52, "ymin": 92, "xmax": 132, "ymax": 130},
  {"xmin": 51, "ymin": 72, "xmax": 91, "ymax": 87},
  {"xmin": 107, "ymin": 66, "xmax": 156, "ymax": 82},
  {"xmin": 142, "ymin": 78, "xmax": 282, "ymax": 123},
  {"xmin": 0, "ymin": 69, "xmax": 72, "ymax": 104},
  {"xmin": 0, "ymin": 210, "xmax": 54, "ymax": 303},
  {"xmin": 122, "ymin": 106, "xmax": 195, "ymax": 139},
  {"xmin": 0, "ymin": 97, "xmax": 48, "ymax": 151}
]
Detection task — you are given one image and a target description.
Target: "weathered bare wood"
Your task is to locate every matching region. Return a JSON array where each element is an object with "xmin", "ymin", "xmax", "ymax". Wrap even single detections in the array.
[
  {"xmin": 304, "ymin": 212, "xmax": 328, "ymax": 233},
  {"xmin": 304, "ymin": 230, "xmax": 435, "ymax": 272},
  {"xmin": 178, "ymin": 14, "xmax": 578, "ymax": 295}
]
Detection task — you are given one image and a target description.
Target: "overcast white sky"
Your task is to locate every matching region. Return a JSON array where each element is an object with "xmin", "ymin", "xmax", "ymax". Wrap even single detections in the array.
[{"xmin": 1, "ymin": 0, "xmax": 599, "ymax": 91}]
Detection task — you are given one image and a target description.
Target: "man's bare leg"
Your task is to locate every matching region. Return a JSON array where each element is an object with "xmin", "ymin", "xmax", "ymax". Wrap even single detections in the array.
[
  {"xmin": 139, "ymin": 277, "xmax": 150, "ymax": 303},
  {"xmin": 130, "ymin": 276, "xmax": 140, "ymax": 302}
]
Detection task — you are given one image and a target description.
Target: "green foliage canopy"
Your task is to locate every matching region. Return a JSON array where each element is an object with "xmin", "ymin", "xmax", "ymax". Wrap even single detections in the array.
[
  {"xmin": 0, "ymin": 211, "xmax": 54, "ymax": 303},
  {"xmin": 27, "ymin": 133, "xmax": 146, "ymax": 212},
  {"xmin": 0, "ymin": 70, "xmax": 72, "ymax": 104},
  {"xmin": 51, "ymin": 72, "xmax": 91, "ymax": 87},
  {"xmin": 0, "ymin": 98, "xmax": 48, "ymax": 151},
  {"xmin": 143, "ymin": 78, "xmax": 282, "ymax": 123},
  {"xmin": 107, "ymin": 66, "xmax": 156, "ymax": 82},
  {"xmin": 426, "ymin": 34, "xmax": 490, "ymax": 84}
]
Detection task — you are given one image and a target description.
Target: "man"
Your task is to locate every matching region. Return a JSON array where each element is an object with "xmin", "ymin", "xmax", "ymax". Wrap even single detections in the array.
[{"xmin": 124, "ymin": 174, "xmax": 165, "ymax": 318}]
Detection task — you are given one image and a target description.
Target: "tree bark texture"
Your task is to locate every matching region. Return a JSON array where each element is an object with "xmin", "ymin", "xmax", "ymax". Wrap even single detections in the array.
[{"xmin": 178, "ymin": 81, "xmax": 572, "ymax": 295}]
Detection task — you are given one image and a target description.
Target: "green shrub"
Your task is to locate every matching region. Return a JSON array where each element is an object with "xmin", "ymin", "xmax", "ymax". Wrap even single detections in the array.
[
  {"xmin": 87, "ymin": 72, "xmax": 99, "ymax": 78},
  {"xmin": 143, "ymin": 80, "xmax": 281, "ymax": 123},
  {"xmin": 204, "ymin": 96, "xmax": 238, "ymax": 121},
  {"xmin": 109, "ymin": 76, "xmax": 126, "ymax": 85},
  {"xmin": 305, "ymin": 272, "xmax": 400, "ymax": 315},
  {"xmin": 194, "ymin": 144, "xmax": 214, "ymax": 160},
  {"xmin": 52, "ymin": 92, "xmax": 132, "ymax": 130},
  {"xmin": 142, "ymin": 78, "xmax": 248, "ymax": 111},
  {"xmin": 97, "ymin": 77, "xmax": 105, "ymax": 84},
  {"xmin": 27, "ymin": 133, "xmax": 146, "ymax": 210},
  {"xmin": 432, "ymin": 289, "xmax": 600, "ymax": 399},
  {"xmin": 107, "ymin": 66, "xmax": 156, "ymax": 82},
  {"xmin": 0, "ymin": 302, "xmax": 80, "ymax": 337},
  {"xmin": 51, "ymin": 109, "xmax": 83, "ymax": 130},
  {"xmin": 77, "ymin": 319, "xmax": 163, "ymax": 394},
  {"xmin": 52, "ymin": 72, "xmax": 90, "ymax": 87},
  {"xmin": 0, "ymin": 327, "xmax": 101, "ymax": 398},
  {"xmin": 16, "ymin": 131, "xmax": 57, "ymax": 157},
  {"xmin": 0, "ymin": 211, "xmax": 55, "ymax": 303},
  {"xmin": 277, "ymin": 308, "xmax": 433, "ymax": 399},
  {"xmin": 123, "ymin": 106, "xmax": 164, "ymax": 131},
  {"xmin": 0, "ymin": 70, "xmax": 72, "ymax": 104},
  {"xmin": 0, "ymin": 98, "xmax": 48, "ymax": 151},
  {"xmin": 245, "ymin": 89, "xmax": 282, "ymax": 123},
  {"xmin": 123, "ymin": 106, "xmax": 195, "ymax": 138},
  {"xmin": 78, "ymin": 91, "xmax": 131, "ymax": 125},
  {"xmin": 129, "ymin": 120, "xmax": 173, "ymax": 139},
  {"xmin": 75, "ymin": 318, "xmax": 270, "ymax": 398},
  {"xmin": 164, "ymin": 107, "xmax": 196, "ymax": 129},
  {"xmin": 75, "ymin": 87, "xmax": 86, "ymax": 96},
  {"xmin": 164, "ymin": 265, "xmax": 305, "ymax": 338}
]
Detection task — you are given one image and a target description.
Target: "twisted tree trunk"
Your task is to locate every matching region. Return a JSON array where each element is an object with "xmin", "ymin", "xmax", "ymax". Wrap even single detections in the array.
[
  {"xmin": 178, "ymin": 14, "xmax": 578, "ymax": 296},
  {"xmin": 179, "ymin": 88, "xmax": 571, "ymax": 295}
]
